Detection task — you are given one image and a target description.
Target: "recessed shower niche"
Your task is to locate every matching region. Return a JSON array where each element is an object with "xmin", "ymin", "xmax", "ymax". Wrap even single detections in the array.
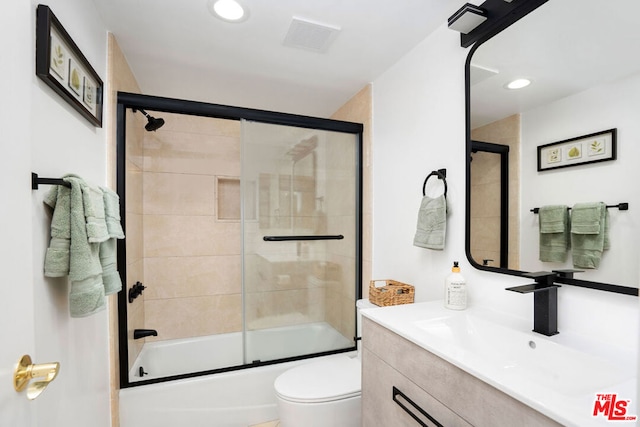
[{"xmin": 116, "ymin": 92, "xmax": 363, "ymax": 387}]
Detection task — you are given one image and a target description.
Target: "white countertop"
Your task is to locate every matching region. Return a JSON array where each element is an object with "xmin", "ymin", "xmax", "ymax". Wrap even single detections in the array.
[{"xmin": 361, "ymin": 301, "xmax": 637, "ymax": 427}]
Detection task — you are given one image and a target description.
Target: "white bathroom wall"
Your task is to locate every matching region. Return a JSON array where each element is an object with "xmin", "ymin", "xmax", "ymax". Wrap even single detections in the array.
[
  {"xmin": 1, "ymin": 0, "xmax": 111, "ymax": 425},
  {"xmin": 371, "ymin": 22, "xmax": 639, "ymax": 351}
]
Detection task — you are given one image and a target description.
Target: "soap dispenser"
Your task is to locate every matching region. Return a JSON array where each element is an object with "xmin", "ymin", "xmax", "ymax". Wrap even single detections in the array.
[{"xmin": 445, "ymin": 261, "xmax": 467, "ymax": 310}]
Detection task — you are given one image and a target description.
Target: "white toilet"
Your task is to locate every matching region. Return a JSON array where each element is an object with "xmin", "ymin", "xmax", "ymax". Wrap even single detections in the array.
[{"xmin": 274, "ymin": 299, "xmax": 375, "ymax": 427}]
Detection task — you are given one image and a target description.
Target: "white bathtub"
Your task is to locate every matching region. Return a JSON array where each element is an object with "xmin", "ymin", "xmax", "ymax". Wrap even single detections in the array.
[
  {"xmin": 129, "ymin": 321, "xmax": 352, "ymax": 381},
  {"xmin": 121, "ymin": 322, "xmax": 354, "ymax": 427}
]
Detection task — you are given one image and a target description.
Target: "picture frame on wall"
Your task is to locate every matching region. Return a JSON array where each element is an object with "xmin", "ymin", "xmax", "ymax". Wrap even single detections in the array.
[
  {"xmin": 537, "ymin": 128, "xmax": 616, "ymax": 171},
  {"xmin": 35, "ymin": 4, "xmax": 103, "ymax": 127}
]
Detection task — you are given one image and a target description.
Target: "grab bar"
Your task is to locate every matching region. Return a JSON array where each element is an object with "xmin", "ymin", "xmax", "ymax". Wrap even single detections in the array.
[
  {"xmin": 392, "ymin": 386, "xmax": 443, "ymax": 427},
  {"xmin": 263, "ymin": 235, "xmax": 344, "ymax": 242}
]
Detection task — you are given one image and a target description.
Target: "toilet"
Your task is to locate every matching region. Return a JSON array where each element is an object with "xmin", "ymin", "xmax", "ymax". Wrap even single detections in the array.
[{"xmin": 274, "ymin": 299, "xmax": 375, "ymax": 427}]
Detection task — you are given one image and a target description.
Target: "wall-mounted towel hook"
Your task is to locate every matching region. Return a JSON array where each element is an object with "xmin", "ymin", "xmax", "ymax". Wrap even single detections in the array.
[
  {"xmin": 31, "ymin": 173, "xmax": 70, "ymax": 190},
  {"xmin": 422, "ymin": 169, "xmax": 447, "ymax": 197}
]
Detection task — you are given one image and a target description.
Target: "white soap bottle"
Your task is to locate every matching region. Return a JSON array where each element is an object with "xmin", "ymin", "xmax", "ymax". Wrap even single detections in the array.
[{"xmin": 445, "ymin": 261, "xmax": 467, "ymax": 310}]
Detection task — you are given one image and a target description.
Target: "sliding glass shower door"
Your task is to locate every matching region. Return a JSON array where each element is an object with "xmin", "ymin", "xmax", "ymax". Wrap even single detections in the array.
[
  {"xmin": 241, "ymin": 120, "xmax": 360, "ymax": 364},
  {"xmin": 117, "ymin": 92, "xmax": 362, "ymax": 387}
]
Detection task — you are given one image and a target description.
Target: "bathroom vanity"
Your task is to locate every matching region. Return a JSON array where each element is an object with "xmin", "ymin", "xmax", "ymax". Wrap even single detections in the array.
[{"xmin": 361, "ymin": 302, "xmax": 636, "ymax": 427}]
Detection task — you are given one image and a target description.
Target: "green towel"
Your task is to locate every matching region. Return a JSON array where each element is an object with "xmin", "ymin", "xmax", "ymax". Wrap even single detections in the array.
[
  {"xmin": 82, "ymin": 184, "xmax": 109, "ymax": 243},
  {"xmin": 44, "ymin": 177, "xmax": 126, "ymax": 316},
  {"xmin": 571, "ymin": 202, "xmax": 609, "ymax": 269},
  {"xmin": 538, "ymin": 205, "xmax": 570, "ymax": 262},
  {"xmin": 100, "ymin": 186, "xmax": 125, "ymax": 239},
  {"xmin": 99, "ymin": 187, "xmax": 125, "ymax": 295},
  {"xmin": 65, "ymin": 176, "xmax": 106, "ymax": 317},
  {"xmin": 413, "ymin": 194, "xmax": 447, "ymax": 250},
  {"xmin": 43, "ymin": 183, "xmax": 72, "ymax": 277}
]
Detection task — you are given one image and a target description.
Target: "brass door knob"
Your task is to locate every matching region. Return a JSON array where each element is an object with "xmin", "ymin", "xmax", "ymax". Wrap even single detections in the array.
[{"xmin": 14, "ymin": 354, "xmax": 60, "ymax": 400}]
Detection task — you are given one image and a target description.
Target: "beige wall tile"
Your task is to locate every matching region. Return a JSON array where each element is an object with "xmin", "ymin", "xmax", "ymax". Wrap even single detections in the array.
[
  {"xmin": 143, "ymin": 172, "xmax": 216, "ymax": 216},
  {"xmin": 144, "ymin": 294, "xmax": 243, "ymax": 341},
  {"xmin": 144, "ymin": 255, "xmax": 241, "ymax": 299},
  {"xmin": 158, "ymin": 113, "xmax": 241, "ymax": 137},
  {"xmin": 125, "ymin": 213, "xmax": 143, "ymax": 264},
  {"xmin": 143, "ymin": 131, "xmax": 240, "ymax": 176},
  {"xmin": 143, "ymin": 215, "xmax": 240, "ymax": 257}
]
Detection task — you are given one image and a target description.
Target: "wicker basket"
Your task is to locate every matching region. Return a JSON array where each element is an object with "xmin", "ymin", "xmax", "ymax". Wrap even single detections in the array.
[{"xmin": 369, "ymin": 280, "xmax": 415, "ymax": 307}]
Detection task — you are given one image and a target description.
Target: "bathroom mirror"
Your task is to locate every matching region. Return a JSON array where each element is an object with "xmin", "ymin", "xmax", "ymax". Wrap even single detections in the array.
[{"xmin": 466, "ymin": 0, "xmax": 640, "ymax": 294}]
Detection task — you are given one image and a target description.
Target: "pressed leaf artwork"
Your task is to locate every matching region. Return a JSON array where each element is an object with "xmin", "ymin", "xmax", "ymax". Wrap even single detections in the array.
[
  {"xmin": 71, "ymin": 69, "xmax": 80, "ymax": 90},
  {"xmin": 50, "ymin": 41, "xmax": 66, "ymax": 79},
  {"xmin": 68, "ymin": 59, "xmax": 82, "ymax": 95},
  {"xmin": 547, "ymin": 148, "xmax": 561, "ymax": 163},
  {"xmin": 567, "ymin": 146, "xmax": 581, "ymax": 159},
  {"xmin": 589, "ymin": 139, "xmax": 604, "ymax": 156}
]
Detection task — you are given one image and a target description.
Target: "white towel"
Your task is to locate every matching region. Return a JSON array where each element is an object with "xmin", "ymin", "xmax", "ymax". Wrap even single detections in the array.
[{"xmin": 413, "ymin": 194, "xmax": 447, "ymax": 250}]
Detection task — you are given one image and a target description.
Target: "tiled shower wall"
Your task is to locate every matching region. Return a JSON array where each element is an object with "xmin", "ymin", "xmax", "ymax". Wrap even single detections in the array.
[
  {"xmin": 470, "ymin": 114, "xmax": 520, "ymax": 269},
  {"xmin": 329, "ymin": 85, "xmax": 373, "ymax": 338},
  {"xmin": 141, "ymin": 114, "xmax": 243, "ymax": 341}
]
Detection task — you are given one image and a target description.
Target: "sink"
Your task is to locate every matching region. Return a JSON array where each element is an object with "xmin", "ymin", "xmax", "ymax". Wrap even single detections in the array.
[
  {"xmin": 413, "ymin": 314, "xmax": 629, "ymax": 396},
  {"xmin": 361, "ymin": 301, "xmax": 637, "ymax": 427}
]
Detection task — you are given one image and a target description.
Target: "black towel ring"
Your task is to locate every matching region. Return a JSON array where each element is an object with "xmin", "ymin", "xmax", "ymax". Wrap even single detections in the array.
[{"xmin": 422, "ymin": 169, "xmax": 447, "ymax": 198}]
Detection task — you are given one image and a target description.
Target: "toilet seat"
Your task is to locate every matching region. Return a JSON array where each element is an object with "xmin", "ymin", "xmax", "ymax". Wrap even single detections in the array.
[{"xmin": 274, "ymin": 355, "xmax": 361, "ymax": 404}]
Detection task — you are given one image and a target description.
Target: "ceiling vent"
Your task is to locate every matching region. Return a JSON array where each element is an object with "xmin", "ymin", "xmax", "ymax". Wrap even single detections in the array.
[{"xmin": 283, "ymin": 17, "xmax": 341, "ymax": 53}]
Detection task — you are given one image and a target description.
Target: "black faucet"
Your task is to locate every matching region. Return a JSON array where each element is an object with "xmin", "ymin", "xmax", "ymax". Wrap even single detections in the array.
[
  {"xmin": 506, "ymin": 271, "xmax": 560, "ymax": 336},
  {"xmin": 133, "ymin": 329, "xmax": 158, "ymax": 339}
]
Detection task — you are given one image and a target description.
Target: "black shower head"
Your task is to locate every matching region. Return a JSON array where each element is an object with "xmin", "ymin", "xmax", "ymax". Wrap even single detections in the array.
[{"xmin": 134, "ymin": 108, "xmax": 165, "ymax": 132}]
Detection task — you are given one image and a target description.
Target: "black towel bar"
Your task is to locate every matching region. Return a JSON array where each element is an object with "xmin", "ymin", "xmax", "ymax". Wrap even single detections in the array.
[
  {"xmin": 422, "ymin": 169, "xmax": 447, "ymax": 197},
  {"xmin": 531, "ymin": 203, "xmax": 628, "ymax": 214},
  {"xmin": 31, "ymin": 173, "xmax": 71, "ymax": 190},
  {"xmin": 263, "ymin": 235, "xmax": 344, "ymax": 242}
]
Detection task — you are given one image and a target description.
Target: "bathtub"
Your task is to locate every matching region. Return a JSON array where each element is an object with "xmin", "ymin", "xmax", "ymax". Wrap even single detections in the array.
[{"xmin": 121, "ymin": 322, "xmax": 354, "ymax": 427}]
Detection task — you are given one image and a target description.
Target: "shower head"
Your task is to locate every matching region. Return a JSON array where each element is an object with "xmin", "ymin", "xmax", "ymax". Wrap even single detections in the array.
[{"xmin": 133, "ymin": 108, "xmax": 165, "ymax": 132}]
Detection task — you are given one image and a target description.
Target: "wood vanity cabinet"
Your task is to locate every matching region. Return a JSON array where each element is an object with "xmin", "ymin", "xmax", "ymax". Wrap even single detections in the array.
[{"xmin": 361, "ymin": 317, "xmax": 562, "ymax": 427}]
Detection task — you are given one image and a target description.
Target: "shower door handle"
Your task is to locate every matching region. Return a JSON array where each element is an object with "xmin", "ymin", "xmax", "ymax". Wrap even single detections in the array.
[{"xmin": 263, "ymin": 235, "xmax": 344, "ymax": 242}]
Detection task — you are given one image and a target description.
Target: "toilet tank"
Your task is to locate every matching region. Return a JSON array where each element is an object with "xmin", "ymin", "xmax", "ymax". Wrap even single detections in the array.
[{"xmin": 356, "ymin": 299, "xmax": 376, "ymax": 352}]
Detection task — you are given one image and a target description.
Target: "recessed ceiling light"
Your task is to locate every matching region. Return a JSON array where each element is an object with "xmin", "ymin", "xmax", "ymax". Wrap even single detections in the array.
[
  {"xmin": 504, "ymin": 78, "xmax": 532, "ymax": 90},
  {"xmin": 208, "ymin": 0, "xmax": 248, "ymax": 22}
]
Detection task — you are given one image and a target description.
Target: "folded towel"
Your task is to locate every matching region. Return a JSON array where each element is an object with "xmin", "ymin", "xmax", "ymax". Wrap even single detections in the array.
[
  {"xmin": 69, "ymin": 275, "xmax": 106, "ymax": 318},
  {"xmin": 99, "ymin": 186, "xmax": 125, "ymax": 295},
  {"xmin": 82, "ymin": 184, "xmax": 109, "ymax": 243},
  {"xmin": 538, "ymin": 205, "xmax": 570, "ymax": 262},
  {"xmin": 100, "ymin": 187, "xmax": 125, "ymax": 239},
  {"xmin": 571, "ymin": 202, "xmax": 608, "ymax": 269},
  {"xmin": 66, "ymin": 176, "xmax": 106, "ymax": 316},
  {"xmin": 43, "ymin": 183, "xmax": 72, "ymax": 277},
  {"xmin": 413, "ymin": 194, "xmax": 447, "ymax": 250},
  {"xmin": 99, "ymin": 239, "xmax": 122, "ymax": 295},
  {"xmin": 43, "ymin": 176, "xmax": 126, "ymax": 316}
]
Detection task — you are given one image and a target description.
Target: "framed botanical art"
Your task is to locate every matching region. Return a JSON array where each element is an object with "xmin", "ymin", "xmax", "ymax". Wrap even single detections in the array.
[
  {"xmin": 537, "ymin": 129, "xmax": 616, "ymax": 171},
  {"xmin": 36, "ymin": 4, "xmax": 103, "ymax": 127}
]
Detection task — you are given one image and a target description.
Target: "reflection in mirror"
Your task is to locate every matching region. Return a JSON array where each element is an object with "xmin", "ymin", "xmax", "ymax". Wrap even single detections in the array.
[
  {"xmin": 470, "ymin": 140, "xmax": 510, "ymax": 269},
  {"xmin": 258, "ymin": 135, "xmax": 319, "ymax": 231},
  {"xmin": 467, "ymin": 0, "xmax": 640, "ymax": 291}
]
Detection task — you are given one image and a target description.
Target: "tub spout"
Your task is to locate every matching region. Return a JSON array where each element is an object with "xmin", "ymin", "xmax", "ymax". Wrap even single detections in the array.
[{"xmin": 134, "ymin": 329, "xmax": 158, "ymax": 339}]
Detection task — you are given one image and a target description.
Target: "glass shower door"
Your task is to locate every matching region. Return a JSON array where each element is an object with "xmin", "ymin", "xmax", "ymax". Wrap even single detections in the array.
[{"xmin": 241, "ymin": 120, "xmax": 359, "ymax": 364}]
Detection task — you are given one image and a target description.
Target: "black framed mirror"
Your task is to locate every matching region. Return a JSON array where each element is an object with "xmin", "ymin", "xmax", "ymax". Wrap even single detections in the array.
[{"xmin": 465, "ymin": 0, "xmax": 639, "ymax": 296}]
